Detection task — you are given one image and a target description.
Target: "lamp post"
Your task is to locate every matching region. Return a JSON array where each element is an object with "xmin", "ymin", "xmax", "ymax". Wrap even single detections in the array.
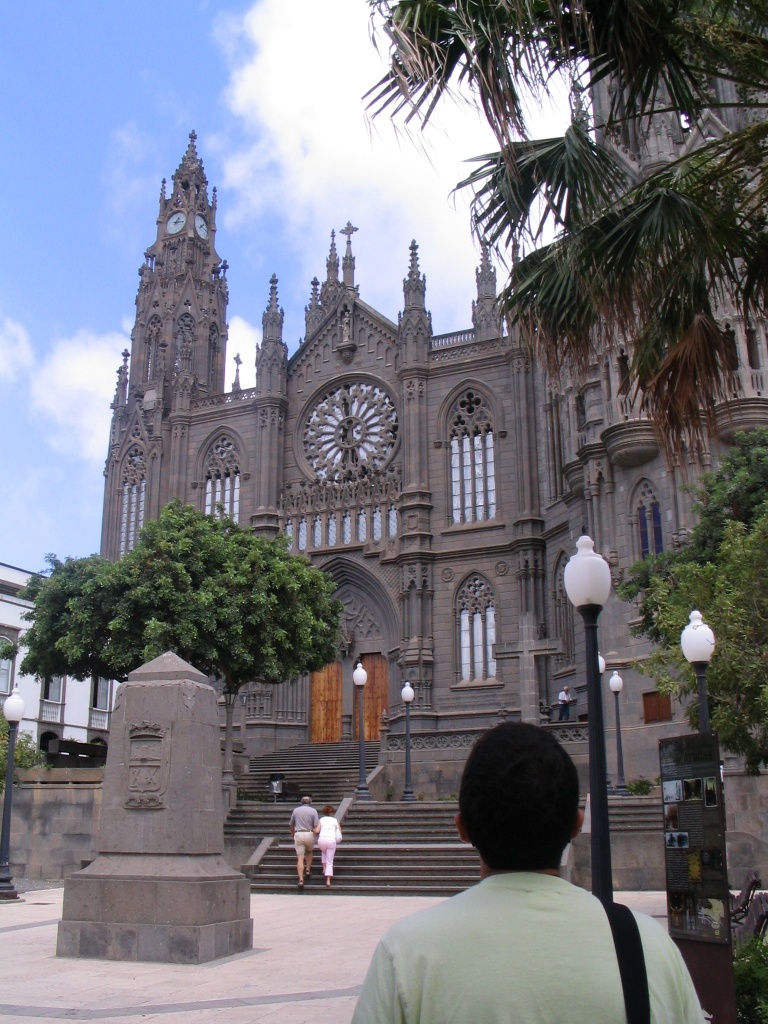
[
  {"xmin": 609, "ymin": 671, "xmax": 629, "ymax": 795},
  {"xmin": 401, "ymin": 680, "xmax": 415, "ymax": 802},
  {"xmin": 0, "ymin": 684, "xmax": 26, "ymax": 900},
  {"xmin": 564, "ymin": 535, "xmax": 613, "ymax": 905},
  {"xmin": 353, "ymin": 662, "xmax": 371, "ymax": 800},
  {"xmin": 680, "ymin": 610, "xmax": 715, "ymax": 734},
  {"xmin": 222, "ymin": 687, "xmax": 238, "ymax": 783}
]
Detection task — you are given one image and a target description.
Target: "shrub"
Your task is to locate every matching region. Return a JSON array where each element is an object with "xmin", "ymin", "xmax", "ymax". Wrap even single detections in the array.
[
  {"xmin": 0, "ymin": 720, "xmax": 45, "ymax": 791},
  {"xmin": 734, "ymin": 937, "xmax": 768, "ymax": 1023},
  {"xmin": 626, "ymin": 777, "xmax": 654, "ymax": 796}
]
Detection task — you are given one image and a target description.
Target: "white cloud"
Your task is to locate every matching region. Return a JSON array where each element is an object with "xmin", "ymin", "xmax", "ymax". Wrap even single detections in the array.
[
  {"xmin": 212, "ymin": 0, "xmax": 571, "ymax": 343},
  {"xmin": 30, "ymin": 330, "xmax": 129, "ymax": 465},
  {"xmin": 225, "ymin": 315, "xmax": 261, "ymax": 390},
  {"xmin": 0, "ymin": 316, "xmax": 34, "ymax": 381}
]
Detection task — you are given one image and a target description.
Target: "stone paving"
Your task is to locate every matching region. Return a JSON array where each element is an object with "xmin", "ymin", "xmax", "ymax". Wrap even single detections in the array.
[{"xmin": 0, "ymin": 883, "xmax": 668, "ymax": 1024}]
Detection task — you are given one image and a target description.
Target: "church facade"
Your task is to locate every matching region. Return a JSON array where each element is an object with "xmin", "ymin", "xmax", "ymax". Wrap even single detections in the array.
[{"xmin": 101, "ymin": 132, "xmax": 768, "ymax": 780}]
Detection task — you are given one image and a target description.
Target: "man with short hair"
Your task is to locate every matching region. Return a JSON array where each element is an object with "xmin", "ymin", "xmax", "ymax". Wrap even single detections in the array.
[
  {"xmin": 352, "ymin": 723, "xmax": 704, "ymax": 1024},
  {"xmin": 289, "ymin": 795, "xmax": 318, "ymax": 889}
]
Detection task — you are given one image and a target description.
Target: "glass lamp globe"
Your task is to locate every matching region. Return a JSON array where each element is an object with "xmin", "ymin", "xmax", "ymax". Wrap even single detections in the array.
[
  {"xmin": 680, "ymin": 610, "xmax": 715, "ymax": 665},
  {"xmin": 353, "ymin": 662, "xmax": 368, "ymax": 688},
  {"xmin": 2, "ymin": 685, "xmax": 25, "ymax": 724},
  {"xmin": 563, "ymin": 536, "xmax": 612, "ymax": 609},
  {"xmin": 609, "ymin": 671, "xmax": 624, "ymax": 694},
  {"xmin": 401, "ymin": 681, "xmax": 415, "ymax": 704}
]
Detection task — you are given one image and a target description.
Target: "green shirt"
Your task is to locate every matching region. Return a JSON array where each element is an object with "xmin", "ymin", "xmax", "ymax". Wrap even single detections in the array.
[{"xmin": 352, "ymin": 873, "xmax": 705, "ymax": 1024}]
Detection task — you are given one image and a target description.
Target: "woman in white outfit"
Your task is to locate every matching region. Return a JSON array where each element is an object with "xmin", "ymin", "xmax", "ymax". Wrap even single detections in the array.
[{"xmin": 315, "ymin": 804, "xmax": 342, "ymax": 887}]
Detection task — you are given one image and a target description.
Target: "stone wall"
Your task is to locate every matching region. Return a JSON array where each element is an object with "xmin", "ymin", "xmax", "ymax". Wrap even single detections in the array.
[
  {"xmin": 724, "ymin": 766, "xmax": 768, "ymax": 885},
  {"xmin": 10, "ymin": 769, "xmax": 103, "ymax": 881}
]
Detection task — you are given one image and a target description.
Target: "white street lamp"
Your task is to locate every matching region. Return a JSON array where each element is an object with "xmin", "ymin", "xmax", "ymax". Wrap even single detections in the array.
[
  {"xmin": 681, "ymin": 610, "xmax": 715, "ymax": 733},
  {"xmin": 401, "ymin": 680, "xmax": 415, "ymax": 802},
  {"xmin": 353, "ymin": 662, "xmax": 371, "ymax": 800},
  {"xmin": 564, "ymin": 534, "xmax": 613, "ymax": 905},
  {"xmin": 1, "ymin": 684, "xmax": 26, "ymax": 900}
]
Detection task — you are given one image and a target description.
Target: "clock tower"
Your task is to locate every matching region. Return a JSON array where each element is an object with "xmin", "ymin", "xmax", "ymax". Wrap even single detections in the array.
[{"xmin": 101, "ymin": 132, "xmax": 229, "ymax": 558}]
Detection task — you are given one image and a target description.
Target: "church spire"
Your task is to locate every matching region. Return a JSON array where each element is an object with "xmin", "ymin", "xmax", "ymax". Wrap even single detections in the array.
[
  {"xmin": 340, "ymin": 221, "xmax": 357, "ymax": 288},
  {"xmin": 472, "ymin": 243, "xmax": 501, "ymax": 341},
  {"xmin": 256, "ymin": 274, "xmax": 287, "ymax": 398},
  {"xmin": 326, "ymin": 230, "xmax": 339, "ymax": 283},
  {"xmin": 262, "ymin": 274, "xmax": 285, "ymax": 343},
  {"xmin": 403, "ymin": 239, "xmax": 427, "ymax": 309},
  {"xmin": 305, "ymin": 276, "xmax": 323, "ymax": 336}
]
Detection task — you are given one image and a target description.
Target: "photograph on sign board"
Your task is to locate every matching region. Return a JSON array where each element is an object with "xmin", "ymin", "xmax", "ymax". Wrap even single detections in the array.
[
  {"xmin": 703, "ymin": 776, "xmax": 718, "ymax": 807},
  {"xmin": 683, "ymin": 777, "xmax": 703, "ymax": 801},
  {"xmin": 663, "ymin": 779, "xmax": 683, "ymax": 803},
  {"xmin": 697, "ymin": 896, "xmax": 727, "ymax": 938},
  {"xmin": 664, "ymin": 803, "xmax": 680, "ymax": 830},
  {"xmin": 666, "ymin": 831, "xmax": 690, "ymax": 849}
]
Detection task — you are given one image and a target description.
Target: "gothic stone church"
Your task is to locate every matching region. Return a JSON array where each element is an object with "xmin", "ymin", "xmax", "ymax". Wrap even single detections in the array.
[{"xmin": 100, "ymin": 133, "xmax": 768, "ymax": 783}]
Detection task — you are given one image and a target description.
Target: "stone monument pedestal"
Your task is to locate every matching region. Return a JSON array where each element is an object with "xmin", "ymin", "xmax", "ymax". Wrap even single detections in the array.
[{"xmin": 57, "ymin": 653, "xmax": 253, "ymax": 963}]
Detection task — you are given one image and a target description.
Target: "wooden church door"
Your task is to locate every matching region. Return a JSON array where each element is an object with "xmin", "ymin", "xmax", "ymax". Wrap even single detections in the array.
[
  {"xmin": 310, "ymin": 662, "xmax": 342, "ymax": 743},
  {"xmin": 310, "ymin": 654, "xmax": 389, "ymax": 742},
  {"xmin": 353, "ymin": 653, "xmax": 388, "ymax": 741}
]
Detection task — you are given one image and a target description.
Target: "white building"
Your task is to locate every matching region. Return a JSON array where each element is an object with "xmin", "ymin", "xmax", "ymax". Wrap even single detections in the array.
[{"xmin": 0, "ymin": 562, "xmax": 116, "ymax": 752}]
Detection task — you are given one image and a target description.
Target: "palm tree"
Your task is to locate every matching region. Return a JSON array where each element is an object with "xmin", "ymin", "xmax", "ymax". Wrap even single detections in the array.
[{"xmin": 367, "ymin": 0, "xmax": 768, "ymax": 453}]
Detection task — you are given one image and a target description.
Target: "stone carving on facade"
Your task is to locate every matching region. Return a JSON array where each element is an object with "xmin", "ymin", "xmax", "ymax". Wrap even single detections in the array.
[
  {"xmin": 125, "ymin": 722, "xmax": 170, "ymax": 809},
  {"xmin": 342, "ymin": 593, "xmax": 383, "ymax": 645}
]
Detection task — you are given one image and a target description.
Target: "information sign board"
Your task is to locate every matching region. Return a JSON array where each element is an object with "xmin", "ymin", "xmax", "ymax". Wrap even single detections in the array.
[{"xmin": 659, "ymin": 733, "xmax": 730, "ymax": 943}]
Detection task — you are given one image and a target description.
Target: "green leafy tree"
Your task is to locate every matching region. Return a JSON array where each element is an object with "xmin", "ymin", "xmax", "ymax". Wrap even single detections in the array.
[
  {"xmin": 687, "ymin": 428, "xmax": 768, "ymax": 560},
  {"xmin": 619, "ymin": 431, "xmax": 768, "ymax": 771},
  {"xmin": 19, "ymin": 501, "xmax": 343, "ymax": 765},
  {"xmin": 368, "ymin": 0, "xmax": 768, "ymax": 452}
]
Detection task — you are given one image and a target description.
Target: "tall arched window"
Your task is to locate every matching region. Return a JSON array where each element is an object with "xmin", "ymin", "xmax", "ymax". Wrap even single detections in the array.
[
  {"xmin": 204, "ymin": 436, "xmax": 240, "ymax": 523},
  {"xmin": 457, "ymin": 574, "xmax": 497, "ymax": 682},
  {"xmin": 119, "ymin": 446, "xmax": 147, "ymax": 555},
  {"xmin": 636, "ymin": 480, "xmax": 663, "ymax": 558},
  {"xmin": 449, "ymin": 390, "xmax": 496, "ymax": 524},
  {"xmin": 298, "ymin": 516, "xmax": 308, "ymax": 551},
  {"xmin": 553, "ymin": 554, "xmax": 575, "ymax": 669}
]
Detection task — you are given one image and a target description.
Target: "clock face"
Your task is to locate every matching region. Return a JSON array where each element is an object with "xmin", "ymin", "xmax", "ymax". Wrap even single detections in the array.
[
  {"xmin": 166, "ymin": 211, "xmax": 186, "ymax": 234},
  {"xmin": 195, "ymin": 214, "xmax": 208, "ymax": 239}
]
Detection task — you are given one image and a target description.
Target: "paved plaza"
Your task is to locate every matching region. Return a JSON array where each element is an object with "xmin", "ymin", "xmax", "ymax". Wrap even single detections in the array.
[{"xmin": 0, "ymin": 884, "xmax": 668, "ymax": 1024}]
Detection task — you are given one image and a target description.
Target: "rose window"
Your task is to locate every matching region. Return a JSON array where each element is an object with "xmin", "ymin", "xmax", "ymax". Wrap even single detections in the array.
[{"xmin": 303, "ymin": 381, "xmax": 397, "ymax": 479}]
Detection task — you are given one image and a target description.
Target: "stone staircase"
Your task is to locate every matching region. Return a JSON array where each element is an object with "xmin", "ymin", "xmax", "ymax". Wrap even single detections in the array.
[
  {"xmin": 231, "ymin": 739, "xmax": 378, "ymax": 810},
  {"xmin": 247, "ymin": 802, "xmax": 481, "ymax": 897},
  {"xmin": 224, "ymin": 741, "xmax": 665, "ymax": 896}
]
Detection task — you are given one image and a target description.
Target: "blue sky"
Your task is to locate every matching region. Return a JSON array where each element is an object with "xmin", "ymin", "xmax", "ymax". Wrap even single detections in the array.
[{"xmin": 0, "ymin": 1, "xmax": 568, "ymax": 574}]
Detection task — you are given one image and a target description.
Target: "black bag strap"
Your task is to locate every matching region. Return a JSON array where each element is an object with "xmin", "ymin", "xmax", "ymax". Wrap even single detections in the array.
[{"xmin": 604, "ymin": 902, "xmax": 651, "ymax": 1024}]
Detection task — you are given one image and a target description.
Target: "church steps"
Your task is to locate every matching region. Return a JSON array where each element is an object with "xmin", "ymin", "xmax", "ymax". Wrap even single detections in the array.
[{"xmin": 229, "ymin": 743, "xmax": 665, "ymax": 895}]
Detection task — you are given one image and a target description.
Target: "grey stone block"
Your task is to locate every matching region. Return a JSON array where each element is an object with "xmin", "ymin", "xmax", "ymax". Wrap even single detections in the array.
[
  {"xmin": 58, "ymin": 653, "xmax": 252, "ymax": 964},
  {"xmin": 55, "ymin": 920, "xmax": 80, "ymax": 958},
  {"xmin": 79, "ymin": 921, "xmax": 110, "ymax": 959}
]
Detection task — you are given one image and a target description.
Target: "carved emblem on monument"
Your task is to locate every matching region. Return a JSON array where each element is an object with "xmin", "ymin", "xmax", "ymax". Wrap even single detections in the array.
[{"xmin": 126, "ymin": 722, "xmax": 170, "ymax": 809}]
